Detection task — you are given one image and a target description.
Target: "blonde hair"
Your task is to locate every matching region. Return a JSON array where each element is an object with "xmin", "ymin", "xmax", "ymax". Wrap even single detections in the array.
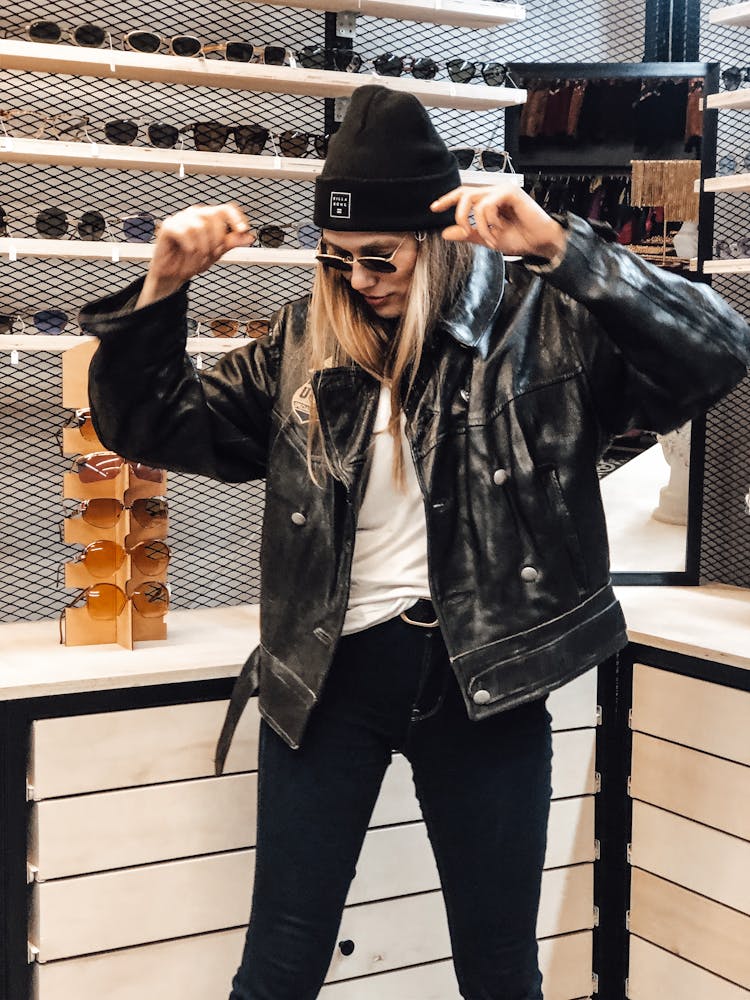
[{"xmin": 306, "ymin": 231, "xmax": 474, "ymax": 489}]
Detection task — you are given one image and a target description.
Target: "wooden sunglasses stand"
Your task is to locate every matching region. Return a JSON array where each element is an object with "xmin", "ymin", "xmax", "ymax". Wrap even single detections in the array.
[{"xmin": 60, "ymin": 340, "xmax": 169, "ymax": 648}]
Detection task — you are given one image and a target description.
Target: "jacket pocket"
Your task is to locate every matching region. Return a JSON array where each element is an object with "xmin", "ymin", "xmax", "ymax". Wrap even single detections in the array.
[{"xmin": 539, "ymin": 465, "xmax": 590, "ymax": 593}]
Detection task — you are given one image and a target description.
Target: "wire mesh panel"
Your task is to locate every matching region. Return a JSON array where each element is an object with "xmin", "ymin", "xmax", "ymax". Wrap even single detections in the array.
[
  {"xmin": 699, "ymin": 0, "xmax": 750, "ymax": 587},
  {"xmin": 0, "ymin": 0, "xmax": 654, "ymax": 624}
]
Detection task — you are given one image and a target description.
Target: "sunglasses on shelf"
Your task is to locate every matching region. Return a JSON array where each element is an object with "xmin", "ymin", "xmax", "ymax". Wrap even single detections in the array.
[
  {"xmin": 59, "ymin": 580, "xmax": 171, "ymax": 641},
  {"xmin": 183, "ymin": 122, "xmax": 328, "ymax": 159},
  {"xmin": 68, "ymin": 538, "xmax": 170, "ymax": 577},
  {"xmin": 104, "ymin": 119, "xmax": 181, "ymax": 148},
  {"xmin": 189, "ymin": 317, "xmax": 272, "ymax": 338},
  {"xmin": 721, "ymin": 66, "xmax": 750, "ymax": 91},
  {"xmin": 66, "ymin": 495, "xmax": 169, "ymax": 528},
  {"xmin": 23, "ymin": 19, "xmax": 109, "ymax": 47},
  {"xmin": 1, "ymin": 309, "xmax": 69, "ymax": 335},
  {"xmin": 247, "ymin": 222, "xmax": 320, "ymax": 249},
  {"xmin": 122, "ymin": 31, "xmax": 293, "ymax": 65},
  {"xmin": 71, "ymin": 452, "xmax": 165, "ymax": 485},
  {"xmin": 450, "ymin": 147, "xmax": 514, "ymax": 172},
  {"xmin": 315, "ymin": 234, "xmax": 411, "ymax": 274},
  {"xmin": 717, "ymin": 152, "xmax": 750, "ymax": 176},
  {"xmin": 714, "ymin": 238, "xmax": 750, "ymax": 259},
  {"xmin": 33, "ymin": 208, "xmax": 155, "ymax": 242}
]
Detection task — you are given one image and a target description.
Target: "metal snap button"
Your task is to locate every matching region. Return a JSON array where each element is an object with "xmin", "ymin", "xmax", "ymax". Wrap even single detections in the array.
[
  {"xmin": 460, "ymin": 387, "xmax": 470, "ymax": 403},
  {"xmin": 493, "ymin": 468, "xmax": 509, "ymax": 486},
  {"xmin": 291, "ymin": 512, "xmax": 307, "ymax": 526},
  {"xmin": 473, "ymin": 689, "xmax": 491, "ymax": 705},
  {"xmin": 520, "ymin": 565, "xmax": 538, "ymax": 582}
]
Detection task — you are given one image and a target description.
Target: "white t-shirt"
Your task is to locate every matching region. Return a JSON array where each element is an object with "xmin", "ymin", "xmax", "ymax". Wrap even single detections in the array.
[{"xmin": 341, "ymin": 384, "xmax": 431, "ymax": 635}]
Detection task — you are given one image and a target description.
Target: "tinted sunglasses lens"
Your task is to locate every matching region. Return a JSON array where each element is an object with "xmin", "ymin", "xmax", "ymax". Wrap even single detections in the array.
[
  {"xmin": 233, "ymin": 125, "xmax": 268, "ymax": 154},
  {"xmin": 210, "ymin": 318, "xmax": 239, "ymax": 337},
  {"xmin": 106, "ymin": 119, "xmax": 138, "ymax": 144},
  {"xmin": 373, "ymin": 53, "xmax": 403, "ymax": 76},
  {"xmin": 132, "ymin": 540, "xmax": 170, "ymax": 574},
  {"xmin": 316, "ymin": 254, "xmax": 351, "ymax": 271},
  {"xmin": 36, "ymin": 207, "xmax": 68, "ymax": 238},
  {"xmin": 246, "ymin": 320, "xmax": 270, "ymax": 338},
  {"xmin": 263, "ymin": 45, "xmax": 287, "ymax": 65},
  {"xmin": 34, "ymin": 309, "xmax": 68, "ymax": 334},
  {"xmin": 171, "ymin": 35, "xmax": 202, "ymax": 57},
  {"xmin": 482, "ymin": 62, "xmax": 507, "ymax": 86},
  {"xmin": 447, "ymin": 59, "xmax": 475, "ymax": 83},
  {"xmin": 361, "ymin": 258, "xmax": 398, "ymax": 274},
  {"xmin": 29, "ymin": 20, "xmax": 62, "ymax": 42},
  {"xmin": 86, "ymin": 583, "xmax": 127, "ymax": 619},
  {"xmin": 73, "ymin": 24, "xmax": 106, "ymax": 47},
  {"xmin": 298, "ymin": 223, "xmax": 321, "ymax": 248},
  {"xmin": 718, "ymin": 155, "xmax": 735, "ymax": 175},
  {"xmin": 297, "ymin": 45, "xmax": 325, "ymax": 69},
  {"xmin": 130, "ymin": 463, "xmax": 165, "ymax": 483},
  {"xmin": 480, "ymin": 150, "xmax": 508, "ymax": 171},
  {"xmin": 192, "ymin": 122, "xmax": 229, "ymax": 151},
  {"xmin": 452, "ymin": 147, "xmax": 475, "ymax": 169},
  {"xmin": 257, "ymin": 225, "xmax": 285, "ymax": 248},
  {"xmin": 148, "ymin": 123, "xmax": 179, "ymax": 148},
  {"xmin": 131, "ymin": 497, "xmax": 168, "ymax": 527},
  {"xmin": 0, "ymin": 315, "xmax": 13, "ymax": 334},
  {"xmin": 412, "ymin": 57, "xmax": 438, "ymax": 80},
  {"xmin": 313, "ymin": 134, "xmax": 328, "ymax": 157},
  {"xmin": 225, "ymin": 41, "xmax": 255, "ymax": 62},
  {"xmin": 75, "ymin": 453, "xmax": 123, "ymax": 482},
  {"xmin": 131, "ymin": 580, "xmax": 170, "ymax": 617},
  {"xmin": 723, "ymin": 69, "xmax": 742, "ymax": 90},
  {"xmin": 123, "ymin": 213, "xmax": 155, "ymax": 242},
  {"xmin": 127, "ymin": 31, "xmax": 161, "ymax": 54},
  {"xmin": 334, "ymin": 50, "xmax": 361, "ymax": 72},
  {"xmin": 279, "ymin": 130, "xmax": 308, "ymax": 157},
  {"xmin": 82, "ymin": 498, "xmax": 123, "ymax": 528},
  {"xmin": 83, "ymin": 539, "xmax": 125, "ymax": 576},
  {"xmin": 78, "ymin": 210, "xmax": 106, "ymax": 240}
]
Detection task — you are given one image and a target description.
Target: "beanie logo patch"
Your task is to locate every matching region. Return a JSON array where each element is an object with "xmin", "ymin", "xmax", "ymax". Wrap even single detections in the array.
[{"xmin": 330, "ymin": 191, "xmax": 351, "ymax": 219}]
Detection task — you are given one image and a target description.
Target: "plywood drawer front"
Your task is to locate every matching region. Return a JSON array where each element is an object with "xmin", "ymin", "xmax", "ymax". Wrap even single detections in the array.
[
  {"xmin": 30, "ymin": 699, "xmax": 261, "ymax": 799},
  {"xmin": 551, "ymin": 729, "xmax": 597, "ymax": 798},
  {"xmin": 631, "ymin": 733, "xmax": 750, "ymax": 840},
  {"xmin": 547, "ymin": 668, "xmax": 598, "ymax": 730},
  {"xmin": 630, "ymin": 801, "xmax": 750, "ymax": 914},
  {"xmin": 34, "ymin": 928, "xmax": 593, "ymax": 1000},
  {"xmin": 629, "ymin": 868, "xmax": 750, "ymax": 990},
  {"xmin": 631, "ymin": 664, "xmax": 750, "ymax": 765},
  {"xmin": 31, "ymin": 773, "xmax": 258, "ymax": 880},
  {"xmin": 628, "ymin": 935, "xmax": 750, "ymax": 1000}
]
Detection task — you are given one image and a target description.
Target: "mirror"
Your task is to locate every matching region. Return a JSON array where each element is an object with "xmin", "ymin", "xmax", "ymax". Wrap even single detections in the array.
[{"xmin": 505, "ymin": 62, "xmax": 718, "ymax": 583}]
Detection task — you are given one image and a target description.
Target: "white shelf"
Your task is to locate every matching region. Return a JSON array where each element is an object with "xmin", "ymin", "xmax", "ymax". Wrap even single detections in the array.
[
  {"xmin": 0, "ymin": 335, "xmax": 257, "ymax": 354},
  {"xmin": 235, "ymin": 0, "xmax": 525, "ymax": 28},
  {"xmin": 700, "ymin": 257, "xmax": 750, "ymax": 274},
  {"xmin": 0, "ymin": 238, "xmax": 315, "ymax": 266},
  {"xmin": 0, "ymin": 40, "xmax": 526, "ymax": 112},
  {"xmin": 695, "ymin": 174, "xmax": 750, "ymax": 193},
  {"xmin": 705, "ymin": 90, "xmax": 750, "ymax": 110},
  {"xmin": 708, "ymin": 2, "xmax": 750, "ymax": 26},
  {"xmin": 0, "ymin": 137, "xmax": 524, "ymax": 187}
]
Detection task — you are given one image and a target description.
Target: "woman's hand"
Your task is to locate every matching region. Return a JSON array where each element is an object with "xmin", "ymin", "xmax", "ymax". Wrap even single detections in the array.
[
  {"xmin": 431, "ymin": 185, "xmax": 567, "ymax": 261},
  {"xmin": 136, "ymin": 203, "xmax": 255, "ymax": 309}
]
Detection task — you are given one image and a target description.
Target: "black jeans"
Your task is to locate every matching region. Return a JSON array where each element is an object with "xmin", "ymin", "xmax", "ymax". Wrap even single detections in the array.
[{"xmin": 229, "ymin": 612, "xmax": 553, "ymax": 1000}]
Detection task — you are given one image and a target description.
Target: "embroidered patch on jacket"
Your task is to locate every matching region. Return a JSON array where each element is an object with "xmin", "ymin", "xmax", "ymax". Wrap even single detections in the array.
[
  {"xmin": 330, "ymin": 191, "xmax": 351, "ymax": 219},
  {"xmin": 292, "ymin": 381, "xmax": 314, "ymax": 424}
]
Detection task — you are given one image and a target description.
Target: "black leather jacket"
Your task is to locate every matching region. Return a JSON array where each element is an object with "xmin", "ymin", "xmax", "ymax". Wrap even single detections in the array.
[{"xmin": 82, "ymin": 214, "xmax": 750, "ymax": 773}]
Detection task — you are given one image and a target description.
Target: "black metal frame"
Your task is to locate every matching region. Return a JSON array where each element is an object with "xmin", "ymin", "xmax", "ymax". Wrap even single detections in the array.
[{"xmin": 505, "ymin": 61, "xmax": 720, "ymax": 588}]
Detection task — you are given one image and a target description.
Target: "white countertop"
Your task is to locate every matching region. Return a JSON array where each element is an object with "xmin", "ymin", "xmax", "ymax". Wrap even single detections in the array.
[{"xmin": 0, "ymin": 584, "xmax": 748, "ymax": 701}]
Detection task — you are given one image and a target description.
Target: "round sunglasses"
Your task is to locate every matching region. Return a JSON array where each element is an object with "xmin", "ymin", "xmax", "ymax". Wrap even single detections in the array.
[
  {"xmin": 315, "ymin": 234, "xmax": 411, "ymax": 274},
  {"xmin": 59, "ymin": 581, "xmax": 170, "ymax": 642},
  {"xmin": 24, "ymin": 19, "xmax": 109, "ymax": 47},
  {"xmin": 1, "ymin": 309, "xmax": 69, "ymax": 335}
]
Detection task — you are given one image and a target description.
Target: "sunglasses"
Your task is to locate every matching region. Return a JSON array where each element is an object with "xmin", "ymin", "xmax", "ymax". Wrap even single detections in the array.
[
  {"xmin": 67, "ymin": 496, "xmax": 169, "ymax": 528},
  {"xmin": 721, "ymin": 66, "xmax": 750, "ymax": 91},
  {"xmin": 190, "ymin": 318, "xmax": 271, "ymax": 338},
  {"xmin": 123, "ymin": 32, "xmax": 292, "ymax": 65},
  {"xmin": 1, "ymin": 309, "xmax": 69, "ymax": 335},
  {"xmin": 445, "ymin": 60, "xmax": 517, "ymax": 86},
  {"xmin": 59, "ymin": 580, "xmax": 170, "ymax": 641},
  {"xmin": 249, "ymin": 222, "xmax": 321, "ymax": 249},
  {"xmin": 69, "ymin": 538, "xmax": 170, "ymax": 577},
  {"xmin": 315, "ymin": 234, "xmax": 411, "ymax": 274},
  {"xmin": 24, "ymin": 19, "xmax": 109, "ymax": 47},
  {"xmin": 717, "ymin": 152, "xmax": 750, "ymax": 176},
  {"xmin": 104, "ymin": 119, "xmax": 181, "ymax": 148},
  {"xmin": 714, "ymin": 238, "xmax": 750, "ymax": 259},
  {"xmin": 71, "ymin": 452, "xmax": 165, "ymax": 485},
  {"xmin": 35, "ymin": 208, "xmax": 109, "ymax": 240},
  {"xmin": 183, "ymin": 122, "xmax": 327, "ymax": 159},
  {"xmin": 450, "ymin": 147, "xmax": 514, "ymax": 172}
]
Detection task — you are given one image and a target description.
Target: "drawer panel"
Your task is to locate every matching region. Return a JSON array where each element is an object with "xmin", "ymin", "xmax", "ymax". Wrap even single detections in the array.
[
  {"xmin": 34, "ymin": 921, "xmax": 591, "ymax": 1000},
  {"xmin": 630, "ymin": 801, "xmax": 750, "ymax": 914},
  {"xmin": 628, "ymin": 935, "xmax": 750, "ymax": 1000},
  {"xmin": 631, "ymin": 732, "xmax": 750, "ymax": 840},
  {"xmin": 31, "ymin": 668, "xmax": 599, "ymax": 800},
  {"xmin": 32, "ymin": 834, "xmax": 594, "ymax": 961},
  {"xmin": 629, "ymin": 868, "xmax": 750, "ymax": 990},
  {"xmin": 30, "ymin": 700, "xmax": 262, "ymax": 799},
  {"xmin": 31, "ymin": 746, "xmax": 593, "ymax": 877},
  {"xmin": 631, "ymin": 665, "xmax": 750, "ymax": 766}
]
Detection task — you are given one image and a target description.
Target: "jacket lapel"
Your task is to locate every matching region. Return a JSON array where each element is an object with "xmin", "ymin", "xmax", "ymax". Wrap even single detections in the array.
[{"xmin": 311, "ymin": 367, "xmax": 379, "ymax": 490}]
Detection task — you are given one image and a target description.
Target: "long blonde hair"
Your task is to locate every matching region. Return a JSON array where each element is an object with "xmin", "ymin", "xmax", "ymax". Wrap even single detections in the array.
[{"xmin": 306, "ymin": 231, "xmax": 474, "ymax": 489}]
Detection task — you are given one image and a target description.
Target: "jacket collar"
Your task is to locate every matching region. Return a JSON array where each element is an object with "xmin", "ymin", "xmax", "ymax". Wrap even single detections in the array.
[{"xmin": 441, "ymin": 246, "xmax": 505, "ymax": 359}]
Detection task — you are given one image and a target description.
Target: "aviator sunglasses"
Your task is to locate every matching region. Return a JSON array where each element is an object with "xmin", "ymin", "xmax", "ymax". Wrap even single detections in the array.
[
  {"xmin": 59, "ymin": 580, "xmax": 170, "ymax": 641},
  {"xmin": 71, "ymin": 452, "xmax": 165, "ymax": 484},
  {"xmin": 315, "ymin": 234, "xmax": 412, "ymax": 274},
  {"xmin": 66, "ymin": 496, "xmax": 169, "ymax": 528}
]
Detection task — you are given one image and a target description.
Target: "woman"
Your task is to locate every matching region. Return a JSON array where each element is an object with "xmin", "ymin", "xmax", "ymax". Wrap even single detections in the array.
[{"xmin": 82, "ymin": 86, "xmax": 750, "ymax": 999}]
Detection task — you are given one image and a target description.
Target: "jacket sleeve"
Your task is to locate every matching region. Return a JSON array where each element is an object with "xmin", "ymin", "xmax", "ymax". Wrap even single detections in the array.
[
  {"xmin": 80, "ymin": 276, "xmax": 281, "ymax": 482},
  {"xmin": 528, "ymin": 212, "xmax": 750, "ymax": 439}
]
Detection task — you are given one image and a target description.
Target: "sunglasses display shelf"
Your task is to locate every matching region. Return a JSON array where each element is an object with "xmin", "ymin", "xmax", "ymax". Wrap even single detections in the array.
[
  {"xmin": 59, "ymin": 341, "xmax": 169, "ymax": 648},
  {"xmin": 233, "ymin": 0, "xmax": 524, "ymax": 29},
  {"xmin": 700, "ymin": 6, "xmax": 750, "ymax": 274}
]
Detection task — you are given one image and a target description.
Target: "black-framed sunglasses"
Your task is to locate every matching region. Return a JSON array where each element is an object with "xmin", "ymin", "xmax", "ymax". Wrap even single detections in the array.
[
  {"xmin": 22, "ymin": 19, "xmax": 110, "ymax": 47},
  {"xmin": 182, "ymin": 122, "xmax": 327, "ymax": 158},
  {"xmin": 123, "ymin": 31, "xmax": 292, "ymax": 65},
  {"xmin": 104, "ymin": 118, "xmax": 181, "ymax": 148},
  {"xmin": 315, "ymin": 234, "xmax": 412, "ymax": 274},
  {"xmin": 450, "ymin": 147, "xmax": 514, "ymax": 172},
  {"xmin": 721, "ymin": 66, "xmax": 750, "ymax": 91}
]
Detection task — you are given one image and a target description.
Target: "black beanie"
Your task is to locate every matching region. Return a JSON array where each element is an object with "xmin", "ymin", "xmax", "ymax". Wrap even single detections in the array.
[{"xmin": 313, "ymin": 85, "xmax": 460, "ymax": 232}]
